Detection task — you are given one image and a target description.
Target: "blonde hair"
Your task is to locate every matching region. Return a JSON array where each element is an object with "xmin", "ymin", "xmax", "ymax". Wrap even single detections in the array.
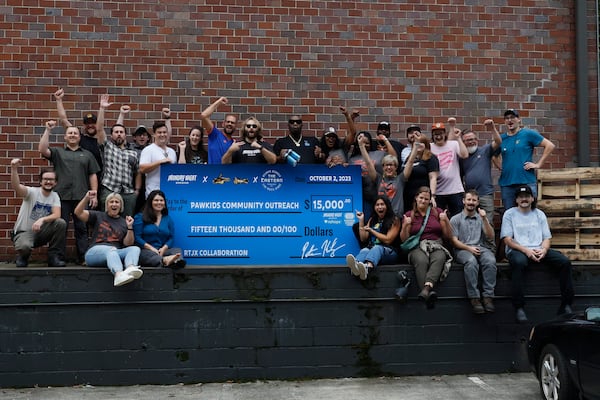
[{"xmin": 105, "ymin": 192, "xmax": 124, "ymax": 214}]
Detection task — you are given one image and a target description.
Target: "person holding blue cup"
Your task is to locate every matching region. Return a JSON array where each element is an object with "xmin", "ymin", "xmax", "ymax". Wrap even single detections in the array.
[{"xmin": 273, "ymin": 115, "xmax": 325, "ymax": 165}]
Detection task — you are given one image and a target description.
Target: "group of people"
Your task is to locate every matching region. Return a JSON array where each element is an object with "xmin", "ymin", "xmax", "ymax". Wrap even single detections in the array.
[
  {"xmin": 10, "ymin": 90, "xmax": 575, "ymax": 320},
  {"xmin": 343, "ymin": 109, "xmax": 573, "ymax": 323}
]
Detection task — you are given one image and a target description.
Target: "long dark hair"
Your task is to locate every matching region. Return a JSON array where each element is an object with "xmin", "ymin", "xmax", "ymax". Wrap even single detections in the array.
[
  {"xmin": 142, "ymin": 190, "xmax": 169, "ymax": 224},
  {"xmin": 184, "ymin": 125, "xmax": 208, "ymax": 163},
  {"xmin": 369, "ymin": 195, "xmax": 397, "ymax": 234}
]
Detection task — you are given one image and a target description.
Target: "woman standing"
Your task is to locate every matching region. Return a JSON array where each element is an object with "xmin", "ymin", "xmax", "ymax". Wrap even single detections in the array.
[
  {"xmin": 403, "ymin": 136, "xmax": 440, "ymax": 211},
  {"xmin": 134, "ymin": 190, "xmax": 185, "ymax": 269},
  {"xmin": 400, "ymin": 186, "xmax": 452, "ymax": 308},
  {"xmin": 177, "ymin": 126, "xmax": 208, "ymax": 164},
  {"xmin": 74, "ymin": 191, "xmax": 142, "ymax": 287},
  {"xmin": 346, "ymin": 195, "xmax": 400, "ymax": 280}
]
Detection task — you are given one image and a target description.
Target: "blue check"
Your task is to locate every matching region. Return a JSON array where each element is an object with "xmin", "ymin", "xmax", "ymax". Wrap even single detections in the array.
[{"xmin": 160, "ymin": 164, "xmax": 362, "ymax": 265}]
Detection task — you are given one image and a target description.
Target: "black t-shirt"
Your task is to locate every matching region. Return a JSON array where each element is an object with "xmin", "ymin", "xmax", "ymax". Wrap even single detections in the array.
[{"xmin": 273, "ymin": 135, "xmax": 323, "ymax": 164}]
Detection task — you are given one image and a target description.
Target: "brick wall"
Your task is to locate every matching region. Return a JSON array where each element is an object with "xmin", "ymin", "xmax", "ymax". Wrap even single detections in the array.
[{"xmin": 0, "ymin": 1, "xmax": 597, "ymax": 260}]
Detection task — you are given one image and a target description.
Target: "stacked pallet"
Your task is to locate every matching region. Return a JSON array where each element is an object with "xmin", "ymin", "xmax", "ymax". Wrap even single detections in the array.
[{"xmin": 537, "ymin": 167, "xmax": 600, "ymax": 261}]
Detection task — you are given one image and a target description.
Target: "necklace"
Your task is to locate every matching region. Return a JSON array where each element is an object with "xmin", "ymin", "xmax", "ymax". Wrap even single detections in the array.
[{"xmin": 290, "ymin": 135, "xmax": 302, "ymax": 147}]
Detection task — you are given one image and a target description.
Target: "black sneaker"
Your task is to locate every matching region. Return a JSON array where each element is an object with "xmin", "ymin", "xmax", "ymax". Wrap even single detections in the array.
[
  {"xmin": 515, "ymin": 307, "xmax": 528, "ymax": 323},
  {"xmin": 48, "ymin": 255, "xmax": 66, "ymax": 268},
  {"xmin": 16, "ymin": 255, "xmax": 29, "ymax": 268},
  {"xmin": 557, "ymin": 304, "xmax": 573, "ymax": 315}
]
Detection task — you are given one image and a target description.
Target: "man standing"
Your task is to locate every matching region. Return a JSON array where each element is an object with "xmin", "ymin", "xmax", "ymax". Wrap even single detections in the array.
[
  {"xmin": 430, "ymin": 119, "xmax": 468, "ymax": 216},
  {"xmin": 54, "ymin": 88, "xmax": 103, "ymax": 175},
  {"xmin": 500, "ymin": 185, "xmax": 575, "ymax": 323},
  {"xmin": 11, "ymin": 158, "xmax": 66, "ymax": 267},
  {"xmin": 400, "ymin": 124, "xmax": 421, "ymax": 167},
  {"xmin": 460, "ymin": 120, "xmax": 502, "ymax": 223},
  {"xmin": 274, "ymin": 115, "xmax": 324, "ymax": 164},
  {"xmin": 139, "ymin": 121, "xmax": 177, "ymax": 198},
  {"xmin": 200, "ymin": 96, "xmax": 238, "ymax": 164},
  {"xmin": 221, "ymin": 117, "xmax": 276, "ymax": 164},
  {"xmin": 496, "ymin": 109, "xmax": 555, "ymax": 209},
  {"xmin": 38, "ymin": 120, "xmax": 100, "ymax": 264},
  {"xmin": 96, "ymin": 95, "xmax": 142, "ymax": 217},
  {"xmin": 375, "ymin": 120, "xmax": 405, "ymax": 157},
  {"xmin": 449, "ymin": 190, "xmax": 497, "ymax": 314}
]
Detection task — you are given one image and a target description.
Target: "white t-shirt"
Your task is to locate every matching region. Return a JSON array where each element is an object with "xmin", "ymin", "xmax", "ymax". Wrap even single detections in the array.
[
  {"xmin": 431, "ymin": 140, "xmax": 464, "ymax": 195},
  {"xmin": 139, "ymin": 143, "xmax": 177, "ymax": 198}
]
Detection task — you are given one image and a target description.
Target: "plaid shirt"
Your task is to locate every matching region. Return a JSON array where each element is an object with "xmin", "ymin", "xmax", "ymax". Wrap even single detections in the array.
[{"xmin": 101, "ymin": 140, "xmax": 139, "ymax": 194}]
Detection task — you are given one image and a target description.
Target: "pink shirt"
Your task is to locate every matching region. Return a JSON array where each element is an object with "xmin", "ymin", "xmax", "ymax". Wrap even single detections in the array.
[{"xmin": 431, "ymin": 140, "xmax": 464, "ymax": 195}]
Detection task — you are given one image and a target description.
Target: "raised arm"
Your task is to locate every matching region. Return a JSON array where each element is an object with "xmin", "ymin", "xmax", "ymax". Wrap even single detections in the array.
[
  {"xmin": 116, "ymin": 104, "xmax": 130, "ymax": 126},
  {"xmin": 10, "ymin": 158, "xmax": 28, "ymax": 198},
  {"xmin": 401, "ymin": 144, "xmax": 418, "ymax": 179},
  {"xmin": 96, "ymin": 94, "xmax": 112, "ymax": 145},
  {"xmin": 358, "ymin": 136, "xmax": 377, "ymax": 182},
  {"xmin": 162, "ymin": 108, "xmax": 172, "ymax": 135},
  {"xmin": 38, "ymin": 120, "xmax": 56, "ymax": 159},
  {"xmin": 200, "ymin": 97, "xmax": 228, "ymax": 133},
  {"xmin": 53, "ymin": 88, "xmax": 73, "ymax": 128},
  {"xmin": 74, "ymin": 191, "xmax": 92, "ymax": 223},
  {"xmin": 484, "ymin": 118, "xmax": 502, "ymax": 151},
  {"xmin": 340, "ymin": 106, "xmax": 359, "ymax": 150},
  {"xmin": 447, "ymin": 117, "xmax": 468, "ymax": 159}
]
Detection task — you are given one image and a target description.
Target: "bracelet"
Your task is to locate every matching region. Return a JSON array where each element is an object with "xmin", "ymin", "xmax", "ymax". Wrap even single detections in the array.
[
  {"xmin": 164, "ymin": 116, "xmax": 170, "ymax": 120},
  {"xmin": 127, "ymin": 228, "xmax": 133, "ymax": 231}
]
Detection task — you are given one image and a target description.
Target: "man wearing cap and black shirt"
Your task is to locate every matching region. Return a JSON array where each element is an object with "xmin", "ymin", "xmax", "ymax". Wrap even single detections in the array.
[
  {"xmin": 500, "ymin": 184, "xmax": 574, "ymax": 323},
  {"xmin": 54, "ymin": 88, "xmax": 103, "ymax": 175},
  {"xmin": 129, "ymin": 125, "xmax": 151, "ymax": 156},
  {"xmin": 376, "ymin": 121, "xmax": 405, "ymax": 158},
  {"xmin": 274, "ymin": 115, "xmax": 324, "ymax": 164},
  {"xmin": 496, "ymin": 108, "xmax": 556, "ymax": 209}
]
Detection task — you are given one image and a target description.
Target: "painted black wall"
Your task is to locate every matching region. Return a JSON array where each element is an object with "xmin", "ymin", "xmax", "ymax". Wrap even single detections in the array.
[{"xmin": 0, "ymin": 263, "xmax": 598, "ymax": 387}]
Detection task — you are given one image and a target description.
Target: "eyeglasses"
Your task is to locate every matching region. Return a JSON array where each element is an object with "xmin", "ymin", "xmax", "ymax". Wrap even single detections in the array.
[
  {"xmin": 289, "ymin": 120, "xmax": 302, "ymax": 125},
  {"xmin": 246, "ymin": 124, "xmax": 258, "ymax": 129}
]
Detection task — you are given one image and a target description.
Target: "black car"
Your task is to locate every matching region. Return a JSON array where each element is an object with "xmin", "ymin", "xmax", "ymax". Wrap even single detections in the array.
[{"xmin": 527, "ymin": 307, "xmax": 600, "ymax": 400}]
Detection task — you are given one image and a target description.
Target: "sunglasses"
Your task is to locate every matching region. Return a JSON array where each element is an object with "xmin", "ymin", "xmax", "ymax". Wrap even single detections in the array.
[
  {"xmin": 246, "ymin": 124, "xmax": 258, "ymax": 129},
  {"xmin": 289, "ymin": 120, "xmax": 302, "ymax": 124}
]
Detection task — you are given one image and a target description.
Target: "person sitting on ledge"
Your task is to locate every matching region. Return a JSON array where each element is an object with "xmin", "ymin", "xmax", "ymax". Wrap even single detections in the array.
[
  {"xmin": 75, "ymin": 191, "xmax": 142, "ymax": 287},
  {"xmin": 10, "ymin": 158, "xmax": 66, "ymax": 268},
  {"xmin": 400, "ymin": 186, "xmax": 453, "ymax": 309},
  {"xmin": 346, "ymin": 195, "xmax": 400, "ymax": 280},
  {"xmin": 500, "ymin": 184, "xmax": 575, "ymax": 323},
  {"xmin": 134, "ymin": 189, "xmax": 185, "ymax": 269}
]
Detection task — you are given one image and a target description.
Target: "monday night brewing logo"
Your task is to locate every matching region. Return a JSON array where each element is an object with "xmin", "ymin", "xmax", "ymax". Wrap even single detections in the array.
[{"xmin": 166, "ymin": 169, "xmax": 284, "ymax": 192}]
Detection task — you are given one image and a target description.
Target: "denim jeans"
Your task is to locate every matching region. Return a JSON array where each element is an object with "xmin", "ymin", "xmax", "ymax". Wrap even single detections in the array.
[
  {"xmin": 507, "ymin": 248, "xmax": 574, "ymax": 309},
  {"xmin": 356, "ymin": 245, "xmax": 398, "ymax": 268},
  {"xmin": 85, "ymin": 245, "xmax": 141, "ymax": 275},
  {"xmin": 455, "ymin": 247, "xmax": 497, "ymax": 298}
]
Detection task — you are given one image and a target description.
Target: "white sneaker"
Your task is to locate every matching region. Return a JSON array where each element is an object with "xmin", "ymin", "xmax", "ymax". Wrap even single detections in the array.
[
  {"xmin": 114, "ymin": 271, "xmax": 135, "ymax": 287},
  {"xmin": 357, "ymin": 262, "xmax": 369, "ymax": 281},
  {"xmin": 346, "ymin": 254, "xmax": 360, "ymax": 276},
  {"xmin": 125, "ymin": 265, "xmax": 143, "ymax": 280}
]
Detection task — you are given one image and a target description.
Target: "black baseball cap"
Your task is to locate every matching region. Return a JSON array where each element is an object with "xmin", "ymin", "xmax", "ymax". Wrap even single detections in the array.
[
  {"xmin": 406, "ymin": 124, "xmax": 421, "ymax": 134},
  {"xmin": 83, "ymin": 113, "xmax": 97, "ymax": 124},
  {"xmin": 504, "ymin": 109, "xmax": 519, "ymax": 118},
  {"xmin": 515, "ymin": 185, "xmax": 533, "ymax": 197}
]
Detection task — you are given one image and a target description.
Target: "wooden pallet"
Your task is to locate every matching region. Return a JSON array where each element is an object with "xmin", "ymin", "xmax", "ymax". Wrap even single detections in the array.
[{"xmin": 537, "ymin": 167, "xmax": 600, "ymax": 261}]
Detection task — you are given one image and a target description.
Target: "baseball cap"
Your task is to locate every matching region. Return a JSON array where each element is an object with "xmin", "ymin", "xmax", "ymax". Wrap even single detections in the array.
[
  {"xmin": 83, "ymin": 113, "xmax": 97, "ymax": 124},
  {"xmin": 406, "ymin": 124, "xmax": 421, "ymax": 134},
  {"xmin": 378, "ymin": 121, "xmax": 391, "ymax": 130},
  {"xmin": 133, "ymin": 125, "xmax": 148, "ymax": 136},
  {"xmin": 431, "ymin": 122, "xmax": 445, "ymax": 131},
  {"xmin": 504, "ymin": 109, "xmax": 520, "ymax": 118},
  {"xmin": 324, "ymin": 127, "xmax": 337, "ymax": 137},
  {"xmin": 515, "ymin": 185, "xmax": 533, "ymax": 197}
]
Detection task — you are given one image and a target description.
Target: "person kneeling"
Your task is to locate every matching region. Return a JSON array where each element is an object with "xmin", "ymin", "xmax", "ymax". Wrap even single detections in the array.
[{"xmin": 346, "ymin": 195, "xmax": 400, "ymax": 280}]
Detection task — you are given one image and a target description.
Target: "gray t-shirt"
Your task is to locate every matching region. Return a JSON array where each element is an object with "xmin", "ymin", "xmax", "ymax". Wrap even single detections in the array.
[
  {"xmin": 500, "ymin": 207, "xmax": 552, "ymax": 255},
  {"xmin": 460, "ymin": 143, "xmax": 495, "ymax": 196},
  {"xmin": 14, "ymin": 187, "xmax": 60, "ymax": 233},
  {"xmin": 450, "ymin": 211, "xmax": 492, "ymax": 249}
]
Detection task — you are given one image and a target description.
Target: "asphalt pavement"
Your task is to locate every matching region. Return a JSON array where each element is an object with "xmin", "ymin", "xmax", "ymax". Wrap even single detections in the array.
[{"xmin": 0, "ymin": 373, "xmax": 539, "ymax": 400}]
